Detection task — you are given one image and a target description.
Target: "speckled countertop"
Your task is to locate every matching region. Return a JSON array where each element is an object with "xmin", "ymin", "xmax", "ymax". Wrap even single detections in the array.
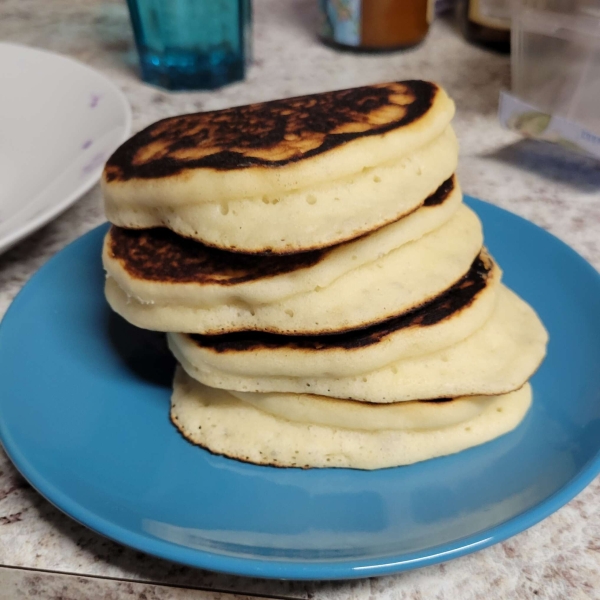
[{"xmin": 1, "ymin": 1, "xmax": 600, "ymax": 598}]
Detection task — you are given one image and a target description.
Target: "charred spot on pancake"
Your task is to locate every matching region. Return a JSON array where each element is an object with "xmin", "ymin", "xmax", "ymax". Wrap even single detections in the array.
[
  {"xmin": 104, "ymin": 81, "xmax": 438, "ymax": 182},
  {"xmin": 189, "ymin": 252, "xmax": 493, "ymax": 352},
  {"xmin": 423, "ymin": 176, "xmax": 454, "ymax": 207},
  {"xmin": 419, "ymin": 397, "xmax": 453, "ymax": 403},
  {"xmin": 108, "ymin": 226, "xmax": 330, "ymax": 284}
]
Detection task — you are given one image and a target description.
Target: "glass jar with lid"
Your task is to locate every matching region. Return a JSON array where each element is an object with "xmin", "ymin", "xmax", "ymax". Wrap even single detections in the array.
[{"xmin": 319, "ymin": 0, "xmax": 433, "ymax": 51}]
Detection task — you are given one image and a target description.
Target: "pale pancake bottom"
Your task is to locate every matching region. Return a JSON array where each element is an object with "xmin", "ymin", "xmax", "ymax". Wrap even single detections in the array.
[{"xmin": 171, "ymin": 368, "xmax": 532, "ymax": 470}]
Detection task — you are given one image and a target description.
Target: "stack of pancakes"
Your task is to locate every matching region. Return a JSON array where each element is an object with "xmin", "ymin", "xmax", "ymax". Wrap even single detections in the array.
[{"xmin": 102, "ymin": 81, "xmax": 548, "ymax": 470}]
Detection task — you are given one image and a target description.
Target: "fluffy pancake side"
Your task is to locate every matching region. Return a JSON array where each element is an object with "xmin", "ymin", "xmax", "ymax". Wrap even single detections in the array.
[
  {"xmin": 104, "ymin": 204, "xmax": 483, "ymax": 335},
  {"xmin": 102, "ymin": 82, "xmax": 456, "ymax": 253},
  {"xmin": 171, "ymin": 368, "xmax": 532, "ymax": 469},
  {"xmin": 173, "ymin": 252, "xmax": 501, "ymax": 378},
  {"xmin": 104, "ymin": 126, "xmax": 458, "ymax": 253},
  {"xmin": 170, "ymin": 286, "xmax": 548, "ymax": 402},
  {"xmin": 103, "ymin": 176, "xmax": 460, "ymax": 303}
]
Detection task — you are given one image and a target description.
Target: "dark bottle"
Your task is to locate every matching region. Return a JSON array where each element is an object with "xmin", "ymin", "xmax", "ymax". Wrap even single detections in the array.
[{"xmin": 457, "ymin": 0, "xmax": 511, "ymax": 53}]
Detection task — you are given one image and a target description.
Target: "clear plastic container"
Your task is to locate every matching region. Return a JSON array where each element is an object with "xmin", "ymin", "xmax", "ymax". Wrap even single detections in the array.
[{"xmin": 499, "ymin": 0, "xmax": 600, "ymax": 158}]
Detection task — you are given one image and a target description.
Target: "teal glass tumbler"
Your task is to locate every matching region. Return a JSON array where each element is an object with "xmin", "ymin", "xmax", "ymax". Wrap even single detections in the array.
[{"xmin": 125, "ymin": 0, "xmax": 252, "ymax": 90}]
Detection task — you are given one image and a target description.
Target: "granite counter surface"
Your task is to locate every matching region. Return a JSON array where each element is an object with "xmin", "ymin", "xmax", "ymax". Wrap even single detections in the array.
[{"xmin": 1, "ymin": 1, "xmax": 600, "ymax": 598}]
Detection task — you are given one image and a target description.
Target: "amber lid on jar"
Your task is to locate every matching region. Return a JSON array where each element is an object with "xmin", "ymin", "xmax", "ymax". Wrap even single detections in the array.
[{"xmin": 319, "ymin": 0, "xmax": 432, "ymax": 51}]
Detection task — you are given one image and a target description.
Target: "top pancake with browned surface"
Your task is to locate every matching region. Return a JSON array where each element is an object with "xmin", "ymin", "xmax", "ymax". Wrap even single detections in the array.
[
  {"xmin": 105, "ymin": 81, "xmax": 440, "ymax": 182},
  {"xmin": 102, "ymin": 81, "xmax": 457, "ymax": 254}
]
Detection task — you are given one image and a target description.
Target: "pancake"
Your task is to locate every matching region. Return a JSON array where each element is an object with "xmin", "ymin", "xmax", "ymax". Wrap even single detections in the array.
[
  {"xmin": 103, "ymin": 81, "xmax": 457, "ymax": 253},
  {"xmin": 169, "ymin": 285, "xmax": 548, "ymax": 402},
  {"xmin": 104, "ymin": 175, "xmax": 460, "ymax": 308},
  {"xmin": 171, "ymin": 367, "xmax": 532, "ymax": 469},
  {"xmin": 105, "ymin": 203, "xmax": 483, "ymax": 335},
  {"xmin": 171, "ymin": 252, "xmax": 501, "ymax": 378}
]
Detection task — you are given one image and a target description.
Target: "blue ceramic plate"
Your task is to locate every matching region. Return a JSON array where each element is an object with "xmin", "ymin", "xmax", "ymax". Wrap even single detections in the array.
[{"xmin": 1, "ymin": 197, "xmax": 600, "ymax": 580}]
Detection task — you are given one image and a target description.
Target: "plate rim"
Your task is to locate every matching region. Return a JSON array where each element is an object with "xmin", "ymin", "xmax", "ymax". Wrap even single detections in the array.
[
  {"xmin": 1, "ymin": 197, "xmax": 600, "ymax": 581},
  {"xmin": 0, "ymin": 42, "xmax": 132, "ymax": 254}
]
